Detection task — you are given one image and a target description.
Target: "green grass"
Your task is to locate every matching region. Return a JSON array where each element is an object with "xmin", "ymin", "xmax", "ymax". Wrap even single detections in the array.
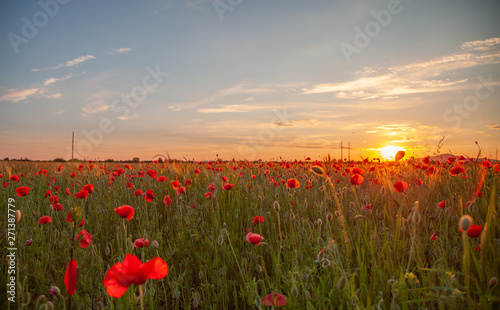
[{"xmin": 0, "ymin": 159, "xmax": 499, "ymax": 309}]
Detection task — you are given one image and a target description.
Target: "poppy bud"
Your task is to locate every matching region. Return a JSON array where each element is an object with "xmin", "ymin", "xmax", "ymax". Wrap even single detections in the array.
[
  {"xmin": 311, "ymin": 166, "xmax": 324, "ymax": 175},
  {"xmin": 48, "ymin": 285, "xmax": 61, "ymax": 296},
  {"xmin": 273, "ymin": 201, "xmax": 280, "ymax": 212},
  {"xmin": 489, "ymin": 277, "xmax": 498, "ymax": 290},
  {"xmin": 290, "ymin": 284, "xmax": 299, "ymax": 297},
  {"xmin": 45, "ymin": 301, "xmax": 54, "ymax": 310},
  {"xmin": 151, "ymin": 240, "xmax": 159, "ymax": 249},
  {"xmin": 354, "ymin": 214, "xmax": 365, "ymax": 220},
  {"xmin": 326, "ymin": 212, "xmax": 333, "ymax": 221},
  {"xmin": 337, "ymin": 275, "xmax": 348, "ymax": 291},
  {"xmin": 459, "ymin": 215, "xmax": 473, "ymax": 231}
]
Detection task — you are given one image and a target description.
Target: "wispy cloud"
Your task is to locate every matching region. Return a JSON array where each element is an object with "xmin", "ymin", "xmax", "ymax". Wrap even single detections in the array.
[
  {"xmin": 461, "ymin": 37, "xmax": 500, "ymax": 52},
  {"xmin": 43, "ymin": 74, "xmax": 72, "ymax": 86},
  {"xmin": 0, "ymin": 88, "xmax": 38, "ymax": 102},
  {"xmin": 487, "ymin": 122, "xmax": 500, "ymax": 130},
  {"xmin": 109, "ymin": 47, "xmax": 131, "ymax": 55},
  {"xmin": 304, "ymin": 37, "xmax": 500, "ymax": 99},
  {"xmin": 170, "ymin": 83, "xmax": 275, "ymax": 111},
  {"xmin": 197, "ymin": 104, "xmax": 269, "ymax": 114},
  {"xmin": 32, "ymin": 55, "xmax": 96, "ymax": 71},
  {"xmin": 275, "ymin": 119, "xmax": 317, "ymax": 127}
]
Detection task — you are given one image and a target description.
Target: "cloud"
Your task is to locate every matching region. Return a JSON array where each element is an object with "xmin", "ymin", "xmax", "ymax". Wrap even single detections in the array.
[
  {"xmin": 275, "ymin": 119, "xmax": 317, "ymax": 127},
  {"xmin": 487, "ymin": 122, "xmax": 500, "ymax": 130},
  {"xmin": 304, "ymin": 37, "xmax": 500, "ymax": 99},
  {"xmin": 110, "ymin": 47, "xmax": 131, "ymax": 55},
  {"xmin": 461, "ymin": 37, "xmax": 500, "ymax": 51},
  {"xmin": 0, "ymin": 88, "xmax": 38, "ymax": 102},
  {"xmin": 258, "ymin": 137, "xmax": 342, "ymax": 149},
  {"xmin": 33, "ymin": 55, "xmax": 95, "ymax": 71},
  {"xmin": 170, "ymin": 83, "xmax": 275, "ymax": 111},
  {"xmin": 81, "ymin": 100, "xmax": 110, "ymax": 115},
  {"xmin": 43, "ymin": 74, "xmax": 72, "ymax": 86},
  {"xmin": 197, "ymin": 104, "xmax": 269, "ymax": 113}
]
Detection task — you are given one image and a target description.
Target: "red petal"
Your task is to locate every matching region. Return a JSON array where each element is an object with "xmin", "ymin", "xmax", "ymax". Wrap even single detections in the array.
[
  {"xmin": 144, "ymin": 257, "xmax": 169, "ymax": 280},
  {"xmin": 261, "ymin": 293, "xmax": 288, "ymax": 307},
  {"xmin": 64, "ymin": 259, "xmax": 77, "ymax": 295}
]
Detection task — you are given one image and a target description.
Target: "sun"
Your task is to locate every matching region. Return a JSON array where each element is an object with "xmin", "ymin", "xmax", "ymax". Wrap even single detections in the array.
[{"xmin": 379, "ymin": 146, "xmax": 405, "ymax": 160}]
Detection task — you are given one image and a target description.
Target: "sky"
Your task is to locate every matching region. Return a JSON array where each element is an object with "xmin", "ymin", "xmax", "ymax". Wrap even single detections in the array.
[{"xmin": 1, "ymin": 0, "xmax": 499, "ymax": 162}]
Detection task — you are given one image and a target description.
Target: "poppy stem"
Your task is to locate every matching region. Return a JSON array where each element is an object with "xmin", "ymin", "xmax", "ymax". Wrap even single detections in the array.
[{"xmin": 139, "ymin": 284, "xmax": 144, "ymax": 310}]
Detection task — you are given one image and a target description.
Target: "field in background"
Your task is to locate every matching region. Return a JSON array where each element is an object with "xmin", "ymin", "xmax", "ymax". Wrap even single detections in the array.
[{"xmin": 1, "ymin": 157, "xmax": 499, "ymax": 309}]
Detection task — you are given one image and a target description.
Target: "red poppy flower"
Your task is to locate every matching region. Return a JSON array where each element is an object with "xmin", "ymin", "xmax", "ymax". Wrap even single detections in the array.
[
  {"xmin": 82, "ymin": 184, "xmax": 94, "ymax": 193},
  {"xmin": 209, "ymin": 183, "xmax": 216, "ymax": 192},
  {"xmin": 246, "ymin": 232, "xmax": 264, "ymax": 246},
  {"xmin": 133, "ymin": 189, "xmax": 143, "ymax": 196},
  {"xmin": 436, "ymin": 200, "xmax": 446, "ymax": 209},
  {"xmin": 163, "ymin": 195, "xmax": 173, "ymax": 206},
  {"xmin": 467, "ymin": 225, "xmax": 482, "ymax": 238},
  {"xmin": 449, "ymin": 166, "xmax": 466, "ymax": 176},
  {"xmin": 253, "ymin": 216, "xmax": 264, "ymax": 225},
  {"xmin": 422, "ymin": 156, "xmax": 430, "ymax": 165},
  {"xmin": 430, "ymin": 232, "xmax": 437, "ymax": 241},
  {"xmin": 144, "ymin": 189, "xmax": 154, "ymax": 202},
  {"xmin": 184, "ymin": 179, "xmax": 192, "ymax": 186},
  {"xmin": 350, "ymin": 174, "xmax": 364, "ymax": 186},
  {"xmin": 48, "ymin": 195, "xmax": 59, "ymax": 204},
  {"xmin": 114, "ymin": 205, "xmax": 134, "ymax": 220},
  {"xmin": 157, "ymin": 176, "xmax": 167, "ymax": 182},
  {"xmin": 74, "ymin": 190, "xmax": 89, "ymax": 199},
  {"xmin": 482, "ymin": 160, "xmax": 492, "ymax": 169},
  {"xmin": 286, "ymin": 178, "xmax": 300, "ymax": 188},
  {"xmin": 395, "ymin": 151, "xmax": 405, "ymax": 161},
  {"xmin": 394, "ymin": 181, "xmax": 408, "ymax": 193},
  {"xmin": 170, "ymin": 180, "xmax": 180, "ymax": 190},
  {"xmin": 3, "ymin": 182, "xmax": 8, "ymax": 188},
  {"xmin": 65, "ymin": 188, "xmax": 71, "ymax": 196},
  {"xmin": 222, "ymin": 176, "xmax": 228, "ymax": 183},
  {"xmin": 447, "ymin": 157, "xmax": 456, "ymax": 164},
  {"xmin": 103, "ymin": 254, "xmax": 168, "ymax": 298},
  {"xmin": 176, "ymin": 186, "xmax": 186, "ymax": 195},
  {"xmin": 261, "ymin": 293, "xmax": 288, "ymax": 307},
  {"xmin": 134, "ymin": 238, "xmax": 149, "ymax": 248},
  {"xmin": 204, "ymin": 192, "xmax": 213, "ymax": 199},
  {"xmin": 75, "ymin": 229, "xmax": 93, "ymax": 248},
  {"xmin": 10, "ymin": 175, "xmax": 20, "ymax": 182},
  {"xmin": 38, "ymin": 216, "xmax": 52, "ymax": 225},
  {"xmin": 65, "ymin": 259, "xmax": 77, "ymax": 296},
  {"xmin": 16, "ymin": 186, "xmax": 30, "ymax": 197},
  {"xmin": 147, "ymin": 169, "xmax": 157, "ymax": 178},
  {"xmin": 25, "ymin": 239, "xmax": 33, "ymax": 246},
  {"xmin": 223, "ymin": 183, "xmax": 234, "ymax": 190},
  {"xmin": 125, "ymin": 182, "xmax": 134, "ymax": 189},
  {"xmin": 51, "ymin": 203, "xmax": 64, "ymax": 211},
  {"xmin": 194, "ymin": 168, "xmax": 200, "ymax": 174},
  {"xmin": 361, "ymin": 204, "xmax": 373, "ymax": 214},
  {"xmin": 414, "ymin": 178, "xmax": 423, "ymax": 186}
]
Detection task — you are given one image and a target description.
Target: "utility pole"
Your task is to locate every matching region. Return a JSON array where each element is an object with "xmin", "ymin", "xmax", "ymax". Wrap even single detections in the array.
[
  {"xmin": 340, "ymin": 141, "xmax": 343, "ymax": 161},
  {"xmin": 348, "ymin": 142, "xmax": 351, "ymax": 161},
  {"xmin": 72, "ymin": 131, "xmax": 74, "ymax": 161}
]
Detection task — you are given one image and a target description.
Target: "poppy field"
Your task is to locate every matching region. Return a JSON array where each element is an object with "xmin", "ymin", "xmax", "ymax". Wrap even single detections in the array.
[{"xmin": 1, "ymin": 156, "xmax": 499, "ymax": 309}]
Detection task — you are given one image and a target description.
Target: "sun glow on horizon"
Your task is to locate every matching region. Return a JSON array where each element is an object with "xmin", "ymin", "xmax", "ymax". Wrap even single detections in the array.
[{"xmin": 379, "ymin": 145, "xmax": 405, "ymax": 160}]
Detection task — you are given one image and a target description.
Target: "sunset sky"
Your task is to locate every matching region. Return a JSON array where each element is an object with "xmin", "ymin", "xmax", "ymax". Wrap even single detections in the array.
[{"xmin": 1, "ymin": 0, "xmax": 499, "ymax": 161}]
